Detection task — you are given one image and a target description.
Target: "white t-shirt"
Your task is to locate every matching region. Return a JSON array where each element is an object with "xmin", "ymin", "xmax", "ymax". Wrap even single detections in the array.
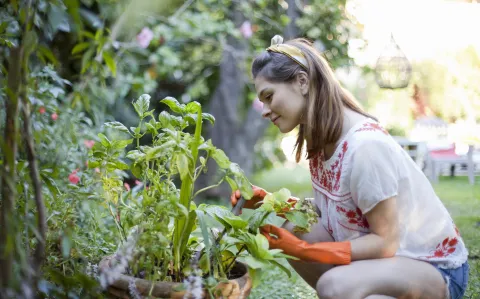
[{"xmin": 309, "ymin": 118, "xmax": 468, "ymax": 269}]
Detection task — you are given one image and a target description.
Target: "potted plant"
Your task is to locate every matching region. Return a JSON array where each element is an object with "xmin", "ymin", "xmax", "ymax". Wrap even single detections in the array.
[{"xmin": 89, "ymin": 95, "xmax": 317, "ymax": 298}]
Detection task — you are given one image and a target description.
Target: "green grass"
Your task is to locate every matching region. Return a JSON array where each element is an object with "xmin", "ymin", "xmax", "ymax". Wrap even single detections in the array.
[{"xmin": 249, "ymin": 168, "xmax": 480, "ymax": 299}]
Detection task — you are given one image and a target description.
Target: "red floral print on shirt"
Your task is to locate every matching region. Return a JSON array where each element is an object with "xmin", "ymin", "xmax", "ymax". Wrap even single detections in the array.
[
  {"xmin": 336, "ymin": 205, "xmax": 370, "ymax": 229},
  {"xmin": 425, "ymin": 237, "xmax": 458, "ymax": 259},
  {"xmin": 355, "ymin": 123, "xmax": 389, "ymax": 135},
  {"xmin": 309, "ymin": 141, "xmax": 349, "ymax": 195}
]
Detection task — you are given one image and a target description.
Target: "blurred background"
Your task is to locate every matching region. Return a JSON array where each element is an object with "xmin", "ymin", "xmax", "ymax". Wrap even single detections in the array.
[{"xmin": 1, "ymin": 0, "xmax": 479, "ymax": 297}]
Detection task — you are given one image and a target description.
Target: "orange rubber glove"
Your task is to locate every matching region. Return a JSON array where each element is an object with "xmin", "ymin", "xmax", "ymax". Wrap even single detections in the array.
[
  {"xmin": 230, "ymin": 186, "xmax": 298, "ymax": 216},
  {"xmin": 260, "ymin": 224, "xmax": 351, "ymax": 265},
  {"xmin": 230, "ymin": 185, "xmax": 268, "ymax": 211}
]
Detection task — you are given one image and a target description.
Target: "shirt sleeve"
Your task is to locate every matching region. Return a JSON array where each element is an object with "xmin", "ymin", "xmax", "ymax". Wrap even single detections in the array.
[{"xmin": 349, "ymin": 138, "xmax": 401, "ymax": 214}]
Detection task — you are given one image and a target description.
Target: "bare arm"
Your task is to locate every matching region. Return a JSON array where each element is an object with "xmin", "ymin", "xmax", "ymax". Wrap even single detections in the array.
[{"xmin": 350, "ymin": 196, "xmax": 400, "ymax": 261}]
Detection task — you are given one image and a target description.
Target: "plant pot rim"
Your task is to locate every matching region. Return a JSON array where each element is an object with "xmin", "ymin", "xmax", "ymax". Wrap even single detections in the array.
[{"xmin": 98, "ymin": 255, "xmax": 252, "ymax": 298}]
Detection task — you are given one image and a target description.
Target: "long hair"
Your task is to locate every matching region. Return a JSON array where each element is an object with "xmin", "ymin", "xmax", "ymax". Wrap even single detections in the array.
[{"xmin": 252, "ymin": 38, "xmax": 375, "ymax": 162}]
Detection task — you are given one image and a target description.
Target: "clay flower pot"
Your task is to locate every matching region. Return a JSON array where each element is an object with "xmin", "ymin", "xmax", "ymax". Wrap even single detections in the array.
[{"xmin": 99, "ymin": 255, "xmax": 252, "ymax": 299}]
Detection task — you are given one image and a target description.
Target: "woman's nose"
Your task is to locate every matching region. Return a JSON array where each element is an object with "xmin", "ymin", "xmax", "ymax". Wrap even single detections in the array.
[{"xmin": 262, "ymin": 103, "xmax": 271, "ymax": 119}]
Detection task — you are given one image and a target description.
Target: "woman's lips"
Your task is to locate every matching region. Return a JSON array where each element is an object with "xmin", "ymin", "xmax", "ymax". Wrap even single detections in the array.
[{"xmin": 272, "ymin": 116, "xmax": 280, "ymax": 124}]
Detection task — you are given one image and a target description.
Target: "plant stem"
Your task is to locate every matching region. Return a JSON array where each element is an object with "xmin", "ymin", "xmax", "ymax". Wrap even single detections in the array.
[
  {"xmin": 192, "ymin": 178, "xmax": 224, "ymax": 198},
  {"xmin": 108, "ymin": 204, "xmax": 125, "ymax": 241},
  {"xmin": 226, "ymin": 245, "xmax": 246, "ymax": 274}
]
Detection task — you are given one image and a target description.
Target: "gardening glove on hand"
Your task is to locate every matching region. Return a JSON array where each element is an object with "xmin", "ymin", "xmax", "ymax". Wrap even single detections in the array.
[
  {"xmin": 230, "ymin": 186, "xmax": 299, "ymax": 216},
  {"xmin": 230, "ymin": 185, "xmax": 268, "ymax": 211},
  {"xmin": 260, "ymin": 224, "xmax": 351, "ymax": 265}
]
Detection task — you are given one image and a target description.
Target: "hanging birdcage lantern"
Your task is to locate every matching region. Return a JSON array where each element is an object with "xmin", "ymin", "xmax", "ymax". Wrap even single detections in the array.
[{"xmin": 375, "ymin": 34, "xmax": 412, "ymax": 89}]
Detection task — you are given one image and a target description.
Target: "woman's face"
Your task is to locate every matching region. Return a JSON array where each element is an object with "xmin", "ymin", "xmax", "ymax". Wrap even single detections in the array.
[{"xmin": 254, "ymin": 75, "xmax": 308, "ymax": 133}]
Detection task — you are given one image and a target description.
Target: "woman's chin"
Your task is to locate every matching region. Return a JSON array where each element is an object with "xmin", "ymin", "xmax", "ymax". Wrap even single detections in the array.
[{"xmin": 277, "ymin": 124, "xmax": 295, "ymax": 134}]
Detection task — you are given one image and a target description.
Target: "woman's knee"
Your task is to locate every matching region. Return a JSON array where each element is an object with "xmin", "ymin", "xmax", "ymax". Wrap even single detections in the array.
[{"xmin": 316, "ymin": 267, "xmax": 355, "ymax": 299}]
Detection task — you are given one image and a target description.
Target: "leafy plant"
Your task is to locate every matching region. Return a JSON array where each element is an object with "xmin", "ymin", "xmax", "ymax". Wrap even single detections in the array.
[{"xmin": 90, "ymin": 94, "xmax": 318, "ymax": 294}]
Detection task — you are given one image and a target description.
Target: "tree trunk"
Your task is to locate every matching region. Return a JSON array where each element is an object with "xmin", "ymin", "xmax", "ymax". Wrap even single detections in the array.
[
  {"xmin": 196, "ymin": 1, "xmax": 301, "ymax": 201},
  {"xmin": 0, "ymin": 45, "xmax": 23, "ymax": 289}
]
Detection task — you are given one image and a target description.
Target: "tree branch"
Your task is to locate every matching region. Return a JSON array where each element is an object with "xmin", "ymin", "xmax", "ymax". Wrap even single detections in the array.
[{"xmin": 21, "ymin": 101, "xmax": 46, "ymax": 277}]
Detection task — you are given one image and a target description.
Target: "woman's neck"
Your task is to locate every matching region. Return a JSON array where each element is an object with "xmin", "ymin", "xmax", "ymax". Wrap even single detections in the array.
[{"xmin": 323, "ymin": 107, "xmax": 368, "ymax": 160}]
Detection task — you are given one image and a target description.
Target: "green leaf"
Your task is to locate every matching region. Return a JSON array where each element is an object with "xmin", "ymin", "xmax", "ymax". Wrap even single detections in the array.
[
  {"xmin": 102, "ymin": 51, "xmax": 116, "ymax": 77},
  {"xmin": 133, "ymin": 94, "xmax": 151, "ymax": 118},
  {"xmin": 270, "ymin": 260, "xmax": 292, "ymax": 278},
  {"xmin": 86, "ymin": 160, "xmax": 100, "ymax": 168},
  {"xmin": 198, "ymin": 139, "xmax": 214, "ymax": 152},
  {"xmin": 275, "ymin": 188, "xmax": 292, "ymax": 202},
  {"xmin": 248, "ymin": 210, "xmax": 273, "ymax": 233},
  {"xmin": 145, "ymin": 140, "xmax": 175, "ymax": 160},
  {"xmin": 285, "ymin": 210, "xmax": 309, "ymax": 229},
  {"xmin": 240, "ymin": 256, "xmax": 267, "ymax": 269},
  {"xmin": 71, "ymin": 42, "xmax": 90, "ymax": 54},
  {"xmin": 41, "ymin": 173, "xmax": 60, "ymax": 196},
  {"xmin": 38, "ymin": 45, "xmax": 58, "ymax": 66},
  {"xmin": 202, "ymin": 113, "xmax": 215, "ymax": 124},
  {"xmin": 196, "ymin": 211, "xmax": 211, "ymax": 272},
  {"xmin": 185, "ymin": 101, "xmax": 201, "ymax": 113},
  {"xmin": 176, "ymin": 153, "xmax": 190, "ymax": 181},
  {"xmin": 224, "ymin": 176, "xmax": 238, "ymax": 192},
  {"xmin": 0, "ymin": 22, "xmax": 8, "ymax": 34},
  {"xmin": 157, "ymin": 111, "xmax": 172, "ymax": 128},
  {"xmin": 220, "ymin": 215, "xmax": 248, "ymax": 230},
  {"xmin": 161, "ymin": 97, "xmax": 185, "ymax": 114},
  {"xmin": 104, "ymin": 121, "xmax": 130, "ymax": 134},
  {"xmin": 61, "ymin": 235, "xmax": 71, "ymax": 258},
  {"xmin": 126, "ymin": 150, "xmax": 145, "ymax": 161},
  {"xmin": 211, "ymin": 149, "xmax": 230, "ymax": 169},
  {"xmin": 107, "ymin": 160, "xmax": 129, "ymax": 171},
  {"xmin": 229, "ymin": 163, "xmax": 253, "ymax": 199},
  {"xmin": 97, "ymin": 133, "xmax": 111, "ymax": 147},
  {"xmin": 111, "ymin": 139, "xmax": 133, "ymax": 150},
  {"xmin": 81, "ymin": 48, "xmax": 94, "ymax": 74}
]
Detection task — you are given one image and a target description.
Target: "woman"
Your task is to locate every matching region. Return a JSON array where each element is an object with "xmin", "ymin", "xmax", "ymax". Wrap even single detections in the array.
[{"xmin": 231, "ymin": 36, "xmax": 469, "ymax": 299}]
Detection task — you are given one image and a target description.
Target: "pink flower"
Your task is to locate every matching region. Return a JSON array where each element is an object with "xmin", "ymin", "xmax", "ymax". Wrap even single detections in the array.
[
  {"xmin": 136, "ymin": 27, "xmax": 154, "ymax": 49},
  {"xmin": 84, "ymin": 140, "xmax": 95, "ymax": 149},
  {"xmin": 68, "ymin": 170, "xmax": 80, "ymax": 184},
  {"xmin": 124, "ymin": 182, "xmax": 131, "ymax": 191},
  {"xmin": 135, "ymin": 180, "xmax": 141, "ymax": 185},
  {"xmin": 240, "ymin": 21, "xmax": 253, "ymax": 39},
  {"xmin": 252, "ymin": 98, "xmax": 263, "ymax": 113},
  {"xmin": 39, "ymin": 107, "xmax": 46, "ymax": 114},
  {"xmin": 95, "ymin": 168, "xmax": 100, "ymax": 173},
  {"xmin": 51, "ymin": 113, "xmax": 58, "ymax": 121}
]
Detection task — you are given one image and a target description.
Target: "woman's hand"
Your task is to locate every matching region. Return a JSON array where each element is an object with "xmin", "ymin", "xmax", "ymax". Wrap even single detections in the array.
[{"xmin": 230, "ymin": 185, "xmax": 268, "ymax": 212}]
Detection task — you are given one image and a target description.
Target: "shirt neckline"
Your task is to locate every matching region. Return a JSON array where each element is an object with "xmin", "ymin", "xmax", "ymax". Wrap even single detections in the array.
[{"xmin": 322, "ymin": 117, "xmax": 375, "ymax": 164}]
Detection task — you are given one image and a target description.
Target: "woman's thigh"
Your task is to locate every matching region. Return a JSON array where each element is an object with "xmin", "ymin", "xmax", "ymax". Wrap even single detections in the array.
[
  {"xmin": 316, "ymin": 256, "xmax": 447, "ymax": 299},
  {"xmin": 282, "ymin": 219, "xmax": 335, "ymax": 289}
]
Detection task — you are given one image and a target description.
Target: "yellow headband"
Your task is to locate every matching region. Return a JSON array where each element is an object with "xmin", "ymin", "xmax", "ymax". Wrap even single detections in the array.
[{"xmin": 266, "ymin": 35, "xmax": 307, "ymax": 70}]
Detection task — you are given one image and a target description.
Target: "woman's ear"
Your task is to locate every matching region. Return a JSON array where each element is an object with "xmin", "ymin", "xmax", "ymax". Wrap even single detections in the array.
[{"xmin": 296, "ymin": 72, "xmax": 309, "ymax": 96}]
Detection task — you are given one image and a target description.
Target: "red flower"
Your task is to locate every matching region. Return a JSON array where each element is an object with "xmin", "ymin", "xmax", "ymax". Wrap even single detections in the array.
[
  {"xmin": 39, "ymin": 107, "xmax": 46, "ymax": 114},
  {"xmin": 68, "ymin": 170, "xmax": 80, "ymax": 184},
  {"xmin": 84, "ymin": 140, "xmax": 95, "ymax": 149},
  {"xmin": 124, "ymin": 183, "xmax": 130, "ymax": 191},
  {"xmin": 135, "ymin": 180, "xmax": 141, "ymax": 185},
  {"xmin": 51, "ymin": 113, "xmax": 58, "ymax": 121}
]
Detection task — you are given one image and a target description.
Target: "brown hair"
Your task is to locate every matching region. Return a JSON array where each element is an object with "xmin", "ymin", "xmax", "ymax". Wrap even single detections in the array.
[{"xmin": 252, "ymin": 38, "xmax": 375, "ymax": 162}]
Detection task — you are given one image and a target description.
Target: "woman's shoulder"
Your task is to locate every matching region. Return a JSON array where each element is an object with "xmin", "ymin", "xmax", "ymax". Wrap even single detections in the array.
[{"xmin": 348, "ymin": 119, "xmax": 399, "ymax": 152}]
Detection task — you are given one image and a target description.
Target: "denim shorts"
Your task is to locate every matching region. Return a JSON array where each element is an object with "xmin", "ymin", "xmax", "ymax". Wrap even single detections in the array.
[{"xmin": 433, "ymin": 261, "xmax": 469, "ymax": 299}]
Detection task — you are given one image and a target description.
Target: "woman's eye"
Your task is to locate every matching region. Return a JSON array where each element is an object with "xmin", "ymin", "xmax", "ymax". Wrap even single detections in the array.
[{"xmin": 265, "ymin": 94, "xmax": 272, "ymax": 102}]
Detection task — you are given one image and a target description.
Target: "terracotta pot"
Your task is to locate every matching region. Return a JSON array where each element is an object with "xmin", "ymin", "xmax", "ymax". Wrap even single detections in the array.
[{"xmin": 99, "ymin": 256, "xmax": 252, "ymax": 299}]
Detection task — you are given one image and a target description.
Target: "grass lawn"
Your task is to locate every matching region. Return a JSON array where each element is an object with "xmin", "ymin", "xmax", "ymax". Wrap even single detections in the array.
[{"xmin": 248, "ymin": 166, "xmax": 480, "ymax": 298}]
